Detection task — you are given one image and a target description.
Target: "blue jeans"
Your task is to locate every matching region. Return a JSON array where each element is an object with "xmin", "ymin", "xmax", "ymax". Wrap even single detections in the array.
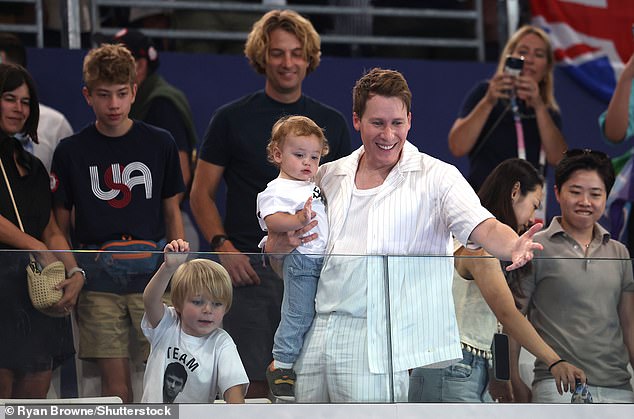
[
  {"xmin": 272, "ymin": 250, "xmax": 323, "ymax": 365},
  {"xmin": 222, "ymin": 254, "xmax": 283, "ymax": 381},
  {"xmin": 408, "ymin": 347, "xmax": 493, "ymax": 402}
]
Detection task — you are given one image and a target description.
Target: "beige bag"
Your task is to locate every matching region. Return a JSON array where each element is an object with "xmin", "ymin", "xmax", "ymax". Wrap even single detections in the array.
[
  {"xmin": 26, "ymin": 258, "xmax": 66, "ymax": 317},
  {"xmin": 0, "ymin": 155, "xmax": 66, "ymax": 317}
]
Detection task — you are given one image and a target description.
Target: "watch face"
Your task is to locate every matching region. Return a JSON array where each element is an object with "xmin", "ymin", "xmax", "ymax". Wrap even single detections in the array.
[{"xmin": 211, "ymin": 235, "xmax": 227, "ymax": 250}]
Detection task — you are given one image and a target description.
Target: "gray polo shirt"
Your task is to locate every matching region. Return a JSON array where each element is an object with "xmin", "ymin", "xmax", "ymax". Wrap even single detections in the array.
[{"xmin": 516, "ymin": 217, "xmax": 634, "ymax": 388}]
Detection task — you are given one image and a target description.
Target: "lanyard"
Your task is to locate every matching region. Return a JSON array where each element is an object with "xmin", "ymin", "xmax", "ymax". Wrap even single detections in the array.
[
  {"xmin": 511, "ymin": 95, "xmax": 547, "ymax": 224},
  {"xmin": 511, "ymin": 95, "xmax": 546, "ymax": 175}
]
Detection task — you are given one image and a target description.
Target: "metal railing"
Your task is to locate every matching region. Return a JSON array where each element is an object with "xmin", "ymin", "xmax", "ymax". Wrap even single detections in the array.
[
  {"xmin": 0, "ymin": 0, "xmax": 486, "ymax": 61},
  {"xmin": 91, "ymin": 0, "xmax": 485, "ymax": 60},
  {"xmin": 0, "ymin": 0, "xmax": 44, "ymax": 47}
]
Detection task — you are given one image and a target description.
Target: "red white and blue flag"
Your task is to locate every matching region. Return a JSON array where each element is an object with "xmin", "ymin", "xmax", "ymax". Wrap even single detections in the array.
[{"xmin": 530, "ymin": 0, "xmax": 634, "ymax": 102}]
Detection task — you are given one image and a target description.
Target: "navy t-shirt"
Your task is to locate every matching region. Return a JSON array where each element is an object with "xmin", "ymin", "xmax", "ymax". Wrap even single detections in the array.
[
  {"xmin": 459, "ymin": 80, "xmax": 562, "ymax": 191},
  {"xmin": 199, "ymin": 91, "xmax": 352, "ymax": 253},
  {"xmin": 51, "ymin": 121, "xmax": 185, "ymax": 245}
]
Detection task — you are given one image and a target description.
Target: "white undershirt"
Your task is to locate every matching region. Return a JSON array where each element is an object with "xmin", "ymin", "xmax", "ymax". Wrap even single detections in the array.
[{"xmin": 317, "ymin": 184, "xmax": 380, "ymax": 317}]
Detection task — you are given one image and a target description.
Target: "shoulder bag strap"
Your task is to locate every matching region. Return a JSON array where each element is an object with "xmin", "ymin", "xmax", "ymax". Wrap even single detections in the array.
[{"xmin": 0, "ymin": 156, "xmax": 25, "ymax": 232}]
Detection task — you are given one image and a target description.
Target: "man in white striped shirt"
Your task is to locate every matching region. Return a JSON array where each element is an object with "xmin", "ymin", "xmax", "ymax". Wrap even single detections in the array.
[{"xmin": 267, "ymin": 68, "xmax": 543, "ymax": 402}]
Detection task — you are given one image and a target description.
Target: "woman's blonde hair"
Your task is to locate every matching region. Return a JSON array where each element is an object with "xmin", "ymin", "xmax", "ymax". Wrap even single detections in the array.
[
  {"xmin": 266, "ymin": 115, "xmax": 329, "ymax": 166},
  {"xmin": 496, "ymin": 25, "xmax": 559, "ymax": 112},
  {"xmin": 244, "ymin": 9, "xmax": 321, "ymax": 75},
  {"xmin": 170, "ymin": 259, "xmax": 233, "ymax": 312}
]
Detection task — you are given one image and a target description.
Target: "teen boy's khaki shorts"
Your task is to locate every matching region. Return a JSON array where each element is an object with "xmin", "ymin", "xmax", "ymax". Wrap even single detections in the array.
[{"xmin": 77, "ymin": 290, "xmax": 170, "ymax": 360}]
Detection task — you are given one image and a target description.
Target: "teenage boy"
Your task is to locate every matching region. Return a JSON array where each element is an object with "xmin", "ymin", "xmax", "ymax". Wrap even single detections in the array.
[
  {"xmin": 112, "ymin": 28, "xmax": 197, "ymax": 192},
  {"xmin": 51, "ymin": 43, "xmax": 184, "ymax": 402},
  {"xmin": 112, "ymin": 28, "xmax": 200, "ymax": 250},
  {"xmin": 190, "ymin": 9, "xmax": 351, "ymax": 397}
]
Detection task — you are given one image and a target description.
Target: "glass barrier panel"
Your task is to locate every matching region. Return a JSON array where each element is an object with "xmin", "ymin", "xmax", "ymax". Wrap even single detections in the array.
[{"xmin": 0, "ymin": 250, "xmax": 632, "ymax": 407}]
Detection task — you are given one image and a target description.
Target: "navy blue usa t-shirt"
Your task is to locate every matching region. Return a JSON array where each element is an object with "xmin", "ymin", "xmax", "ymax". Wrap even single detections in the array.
[{"xmin": 51, "ymin": 121, "xmax": 184, "ymax": 246}]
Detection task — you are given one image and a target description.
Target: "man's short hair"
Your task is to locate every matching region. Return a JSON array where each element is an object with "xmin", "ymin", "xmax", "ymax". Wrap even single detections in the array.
[
  {"xmin": 83, "ymin": 44, "xmax": 136, "ymax": 91},
  {"xmin": 352, "ymin": 68, "xmax": 412, "ymax": 119},
  {"xmin": 244, "ymin": 9, "xmax": 321, "ymax": 75},
  {"xmin": 170, "ymin": 259, "xmax": 233, "ymax": 313},
  {"xmin": 0, "ymin": 33, "xmax": 27, "ymax": 67}
]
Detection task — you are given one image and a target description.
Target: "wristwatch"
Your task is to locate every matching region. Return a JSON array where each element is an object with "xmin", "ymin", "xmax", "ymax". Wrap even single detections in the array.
[
  {"xmin": 67, "ymin": 266, "xmax": 87, "ymax": 283},
  {"xmin": 210, "ymin": 234, "xmax": 229, "ymax": 251}
]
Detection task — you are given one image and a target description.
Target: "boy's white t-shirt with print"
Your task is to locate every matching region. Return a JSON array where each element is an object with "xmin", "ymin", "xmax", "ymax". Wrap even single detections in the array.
[{"xmin": 141, "ymin": 305, "xmax": 248, "ymax": 403}]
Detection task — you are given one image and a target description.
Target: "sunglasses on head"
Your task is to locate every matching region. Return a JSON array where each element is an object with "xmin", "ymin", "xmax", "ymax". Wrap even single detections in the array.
[{"xmin": 563, "ymin": 149, "xmax": 609, "ymax": 161}]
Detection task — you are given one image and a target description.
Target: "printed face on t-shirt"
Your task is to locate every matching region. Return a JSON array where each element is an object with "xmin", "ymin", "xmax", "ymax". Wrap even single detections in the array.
[{"xmin": 164, "ymin": 373, "xmax": 185, "ymax": 399}]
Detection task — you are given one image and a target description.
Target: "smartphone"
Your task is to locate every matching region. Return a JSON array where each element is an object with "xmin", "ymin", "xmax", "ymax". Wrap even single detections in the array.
[
  {"xmin": 571, "ymin": 378, "xmax": 593, "ymax": 403},
  {"xmin": 492, "ymin": 332, "xmax": 510, "ymax": 380},
  {"xmin": 504, "ymin": 55, "xmax": 524, "ymax": 77}
]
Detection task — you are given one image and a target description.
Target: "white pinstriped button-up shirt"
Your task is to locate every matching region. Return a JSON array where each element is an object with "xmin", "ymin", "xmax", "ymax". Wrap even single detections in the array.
[{"xmin": 314, "ymin": 142, "xmax": 493, "ymax": 373}]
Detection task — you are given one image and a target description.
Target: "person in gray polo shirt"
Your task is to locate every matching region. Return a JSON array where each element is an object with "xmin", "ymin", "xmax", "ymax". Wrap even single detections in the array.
[{"xmin": 510, "ymin": 149, "xmax": 634, "ymax": 403}]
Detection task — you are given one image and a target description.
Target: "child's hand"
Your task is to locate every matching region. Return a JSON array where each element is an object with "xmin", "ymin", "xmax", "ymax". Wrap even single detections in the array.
[
  {"xmin": 297, "ymin": 196, "xmax": 316, "ymax": 226},
  {"xmin": 164, "ymin": 239, "xmax": 190, "ymax": 268}
]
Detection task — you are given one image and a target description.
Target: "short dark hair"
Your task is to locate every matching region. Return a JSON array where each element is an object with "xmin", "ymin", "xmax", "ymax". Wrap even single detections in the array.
[
  {"xmin": 0, "ymin": 63, "xmax": 39, "ymax": 142},
  {"xmin": 0, "ymin": 33, "xmax": 27, "ymax": 67},
  {"xmin": 555, "ymin": 151, "xmax": 615, "ymax": 194},
  {"xmin": 478, "ymin": 159, "xmax": 544, "ymax": 232},
  {"xmin": 352, "ymin": 68, "xmax": 411, "ymax": 119},
  {"xmin": 164, "ymin": 362, "xmax": 188, "ymax": 385}
]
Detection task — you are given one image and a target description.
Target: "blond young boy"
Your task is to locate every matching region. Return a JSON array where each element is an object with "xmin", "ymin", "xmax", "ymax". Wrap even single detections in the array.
[
  {"xmin": 256, "ymin": 115, "xmax": 329, "ymax": 401},
  {"xmin": 141, "ymin": 239, "xmax": 248, "ymax": 403},
  {"xmin": 51, "ymin": 44, "xmax": 184, "ymax": 401}
]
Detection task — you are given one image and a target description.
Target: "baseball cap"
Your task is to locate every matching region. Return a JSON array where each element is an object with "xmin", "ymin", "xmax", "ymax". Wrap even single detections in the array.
[{"xmin": 112, "ymin": 28, "xmax": 159, "ymax": 67}]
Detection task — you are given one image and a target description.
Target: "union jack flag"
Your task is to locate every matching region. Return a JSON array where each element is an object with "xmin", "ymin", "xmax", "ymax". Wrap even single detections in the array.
[{"xmin": 530, "ymin": 0, "xmax": 634, "ymax": 101}]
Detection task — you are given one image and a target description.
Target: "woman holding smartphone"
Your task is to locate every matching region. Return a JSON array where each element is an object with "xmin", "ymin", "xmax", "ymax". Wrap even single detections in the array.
[{"xmin": 448, "ymin": 25, "xmax": 567, "ymax": 192}]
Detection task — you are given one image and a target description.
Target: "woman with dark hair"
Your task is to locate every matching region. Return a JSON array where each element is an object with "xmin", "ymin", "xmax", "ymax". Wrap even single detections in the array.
[
  {"xmin": 511, "ymin": 151, "xmax": 634, "ymax": 403},
  {"xmin": 0, "ymin": 63, "xmax": 84, "ymax": 398},
  {"xmin": 478, "ymin": 158, "xmax": 544, "ymax": 234},
  {"xmin": 448, "ymin": 25, "xmax": 567, "ymax": 191},
  {"xmin": 409, "ymin": 158, "xmax": 584, "ymax": 403}
]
